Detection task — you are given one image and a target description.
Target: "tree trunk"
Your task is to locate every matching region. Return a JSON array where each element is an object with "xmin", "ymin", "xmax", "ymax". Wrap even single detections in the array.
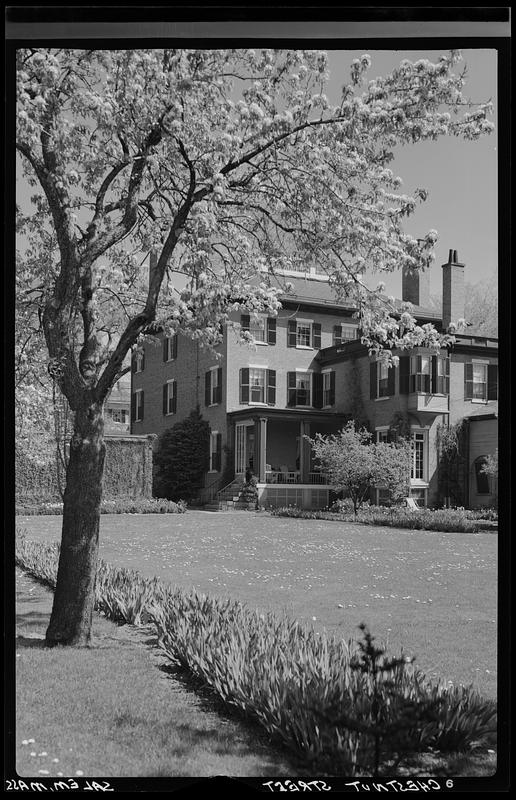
[{"xmin": 45, "ymin": 401, "xmax": 105, "ymax": 647}]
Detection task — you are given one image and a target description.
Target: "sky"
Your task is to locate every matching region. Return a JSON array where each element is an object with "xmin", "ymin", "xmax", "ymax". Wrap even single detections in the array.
[{"xmin": 326, "ymin": 49, "xmax": 498, "ymax": 300}]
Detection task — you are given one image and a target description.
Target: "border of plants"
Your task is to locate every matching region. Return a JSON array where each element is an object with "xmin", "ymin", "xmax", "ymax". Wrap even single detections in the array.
[
  {"xmin": 267, "ymin": 506, "xmax": 497, "ymax": 533},
  {"xmin": 15, "ymin": 530, "xmax": 497, "ymax": 778},
  {"xmin": 15, "ymin": 497, "xmax": 187, "ymax": 516}
]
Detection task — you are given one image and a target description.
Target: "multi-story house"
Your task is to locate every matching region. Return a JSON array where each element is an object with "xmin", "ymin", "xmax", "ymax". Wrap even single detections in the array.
[
  {"xmin": 131, "ymin": 250, "xmax": 498, "ymax": 509},
  {"xmin": 104, "ymin": 375, "xmax": 131, "ymax": 435}
]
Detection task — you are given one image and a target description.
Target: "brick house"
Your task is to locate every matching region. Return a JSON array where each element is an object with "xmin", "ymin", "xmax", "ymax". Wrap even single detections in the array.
[{"xmin": 131, "ymin": 251, "xmax": 498, "ymax": 509}]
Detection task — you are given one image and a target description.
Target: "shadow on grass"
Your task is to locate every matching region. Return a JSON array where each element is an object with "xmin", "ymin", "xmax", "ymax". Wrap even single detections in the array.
[
  {"xmin": 16, "ymin": 635, "xmax": 47, "ymax": 649},
  {"xmin": 16, "ymin": 609, "xmax": 50, "ymax": 632}
]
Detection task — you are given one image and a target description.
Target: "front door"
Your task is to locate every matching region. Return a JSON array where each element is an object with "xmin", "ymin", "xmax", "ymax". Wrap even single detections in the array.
[{"xmin": 235, "ymin": 422, "xmax": 255, "ymax": 475}]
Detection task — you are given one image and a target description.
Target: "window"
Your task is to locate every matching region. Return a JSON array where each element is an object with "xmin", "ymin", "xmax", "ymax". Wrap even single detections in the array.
[
  {"xmin": 410, "ymin": 431, "xmax": 426, "ymax": 481},
  {"xmin": 132, "ymin": 349, "xmax": 145, "ymax": 373},
  {"xmin": 333, "ymin": 323, "xmax": 358, "ymax": 345},
  {"xmin": 287, "ymin": 320, "xmax": 321, "ymax": 349},
  {"xmin": 474, "ymin": 457, "xmax": 491, "ymax": 494},
  {"xmin": 376, "ymin": 428, "xmax": 389, "ymax": 443},
  {"xmin": 240, "ymin": 314, "xmax": 276, "ymax": 345},
  {"xmin": 162, "ymin": 380, "xmax": 177, "ymax": 415},
  {"xmin": 377, "ymin": 361, "xmax": 390, "ymax": 397},
  {"xmin": 322, "ymin": 371, "xmax": 336, "ymax": 407},
  {"xmin": 108, "ymin": 408, "xmax": 128, "ymax": 424},
  {"xmin": 399, "ymin": 355, "xmax": 450, "ymax": 394},
  {"xmin": 163, "ymin": 334, "xmax": 177, "ymax": 362},
  {"xmin": 249, "ymin": 368, "xmax": 266, "ymax": 403},
  {"xmin": 287, "ymin": 371, "xmax": 312, "ymax": 407},
  {"xmin": 410, "ymin": 355, "xmax": 431, "ymax": 393},
  {"xmin": 464, "ymin": 361, "xmax": 495, "ymax": 402},
  {"xmin": 131, "ymin": 390, "xmax": 144, "ymax": 422},
  {"xmin": 240, "ymin": 368, "xmax": 276, "ymax": 405},
  {"xmin": 209, "ymin": 431, "xmax": 222, "ymax": 472},
  {"xmin": 370, "ymin": 360, "xmax": 395, "ymax": 400},
  {"xmin": 205, "ymin": 367, "xmax": 222, "ymax": 406}
]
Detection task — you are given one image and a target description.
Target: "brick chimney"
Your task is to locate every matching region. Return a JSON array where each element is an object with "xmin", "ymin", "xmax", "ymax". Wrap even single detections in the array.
[
  {"xmin": 441, "ymin": 248, "xmax": 465, "ymax": 331},
  {"xmin": 402, "ymin": 265, "xmax": 431, "ymax": 308}
]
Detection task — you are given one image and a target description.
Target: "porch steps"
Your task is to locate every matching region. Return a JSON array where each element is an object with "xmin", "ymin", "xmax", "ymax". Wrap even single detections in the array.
[{"xmin": 201, "ymin": 478, "xmax": 244, "ymax": 511}]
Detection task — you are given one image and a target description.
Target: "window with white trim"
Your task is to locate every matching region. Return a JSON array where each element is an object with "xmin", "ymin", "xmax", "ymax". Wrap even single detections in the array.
[
  {"xmin": 410, "ymin": 431, "xmax": 426, "ymax": 481},
  {"xmin": 240, "ymin": 314, "xmax": 276, "ymax": 345},
  {"xmin": 287, "ymin": 371, "xmax": 312, "ymax": 407},
  {"xmin": 249, "ymin": 368, "xmax": 266, "ymax": 403},
  {"xmin": 297, "ymin": 322, "xmax": 311, "ymax": 347},
  {"xmin": 163, "ymin": 335, "xmax": 177, "ymax": 362},
  {"xmin": 108, "ymin": 408, "xmax": 129, "ymax": 424},
  {"xmin": 376, "ymin": 428, "xmax": 389, "ymax": 444},
  {"xmin": 287, "ymin": 319, "xmax": 321, "ymax": 349},
  {"xmin": 205, "ymin": 366, "xmax": 222, "ymax": 406},
  {"xmin": 163, "ymin": 380, "xmax": 176, "ymax": 415},
  {"xmin": 132, "ymin": 390, "xmax": 144, "ymax": 422},
  {"xmin": 333, "ymin": 323, "xmax": 359, "ymax": 345},
  {"xmin": 377, "ymin": 361, "xmax": 390, "ymax": 398},
  {"xmin": 410, "ymin": 354, "xmax": 431, "ymax": 393},
  {"xmin": 210, "ymin": 367, "xmax": 219, "ymax": 405},
  {"xmin": 322, "ymin": 371, "xmax": 334, "ymax": 407},
  {"xmin": 134, "ymin": 350, "xmax": 144, "ymax": 373}
]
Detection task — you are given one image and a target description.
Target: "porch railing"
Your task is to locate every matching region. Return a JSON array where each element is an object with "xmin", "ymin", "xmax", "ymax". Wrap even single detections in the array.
[
  {"xmin": 264, "ymin": 471, "xmax": 329, "ymax": 485},
  {"xmin": 309, "ymin": 471, "xmax": 330, "ymax": 485},
  {"xmin": 198, "ymin": 474, "xmax": 226, "ymax": 504},
  {"xmin": 265, "ymin": 471, "xmax": 300, "ymax": 484}
]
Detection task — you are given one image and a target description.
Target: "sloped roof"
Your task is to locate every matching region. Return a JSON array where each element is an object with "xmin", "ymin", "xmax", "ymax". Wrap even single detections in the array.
[{"xmin": 259, "ymin": 273, "xmax": 442, "ymax": 320}]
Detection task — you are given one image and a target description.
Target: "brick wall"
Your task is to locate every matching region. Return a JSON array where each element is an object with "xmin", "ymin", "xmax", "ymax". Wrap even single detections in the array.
[{"xmin": 131, "ymin": 332, "xmax": 230, "ymax": 480}]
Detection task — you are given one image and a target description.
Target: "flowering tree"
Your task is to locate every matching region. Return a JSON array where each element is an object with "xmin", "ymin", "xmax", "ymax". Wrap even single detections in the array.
[
  {"xmin": 309, "ymin": 422, "xmax": 412, "ymax": 514},
  {"xmin": 16, "ymin": 48, "xmax": 493, "ymax": 645}
]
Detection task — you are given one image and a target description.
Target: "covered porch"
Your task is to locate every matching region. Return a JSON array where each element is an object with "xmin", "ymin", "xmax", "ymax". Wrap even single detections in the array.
[{"xmin": 228, "ymin": 409, "xmax": 347, "ymax": 508}]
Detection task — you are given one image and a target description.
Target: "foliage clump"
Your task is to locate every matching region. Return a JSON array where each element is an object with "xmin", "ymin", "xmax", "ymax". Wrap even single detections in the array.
[
  {"xmin": 309, "ymin": 421, "xmax": 411, "ymax": 514},
  {"xmin": 153, "ymin": 409, "xmax": 210, "ymax": 503}
]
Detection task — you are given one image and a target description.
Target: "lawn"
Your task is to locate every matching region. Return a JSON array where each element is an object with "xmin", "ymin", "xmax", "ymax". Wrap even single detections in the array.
[{"xmin": 17, "ymin": 510, "xmax": 497, "ymax": 699}]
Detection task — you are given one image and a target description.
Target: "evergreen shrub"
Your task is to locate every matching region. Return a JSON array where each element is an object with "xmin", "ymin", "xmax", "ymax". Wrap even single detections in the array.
[{"xmin": 153, "ymin": 409, "xmax": 210, "ymax": 503}]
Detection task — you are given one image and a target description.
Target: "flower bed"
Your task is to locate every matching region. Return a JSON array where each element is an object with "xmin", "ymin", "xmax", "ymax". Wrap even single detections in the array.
[
  {"xmin": 268, "ymin": 504, "xmax": 497, "ymax": 533},
  {"xmin": 16, "ymin": 497, "xmax": 187, "ymax": 516}
]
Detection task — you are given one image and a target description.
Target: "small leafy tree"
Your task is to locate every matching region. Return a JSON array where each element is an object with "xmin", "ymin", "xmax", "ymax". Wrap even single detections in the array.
[
  {"xmin": 153, "ymin": 408, "xmax": 210, "ymax": 503},
  {"xmin": 309, "ymin": 421, "xmax": 411, "ymax": 515},
  {"xmin": 481, "ymin": 449, "xmax": 498, "ymax": 508},
  {"xmin": 481, "ymin": 449, "xmax": 498, "ymax": 479},
  {"xmin": 374, "ymin": 438, "xmax": 412, "ymax": 505}
]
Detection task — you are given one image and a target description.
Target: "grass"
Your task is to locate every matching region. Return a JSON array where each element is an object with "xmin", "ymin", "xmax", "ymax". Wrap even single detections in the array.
[
  {"xmin": 18, "ymin": 511, "xmax": 497, "ymax": 701},
  {"xmin": 15, "ymin": 570, "xmax": 296, "ymax": 778}
]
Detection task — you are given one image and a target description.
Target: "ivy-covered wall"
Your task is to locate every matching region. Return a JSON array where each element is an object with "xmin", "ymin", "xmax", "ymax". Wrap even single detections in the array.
[{"xmin": 15, "ymin": 435, "xmax": 155, "ymax": 504}]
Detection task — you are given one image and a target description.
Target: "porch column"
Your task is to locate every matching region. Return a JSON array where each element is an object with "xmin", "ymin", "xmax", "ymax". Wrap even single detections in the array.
[
  {"xmin": 300, "ymin": 420, "xmax": 311, "ymax": 483},
  {"xmin": 255, "ymin": 417, "xmax": 268, "ymax": 482}
]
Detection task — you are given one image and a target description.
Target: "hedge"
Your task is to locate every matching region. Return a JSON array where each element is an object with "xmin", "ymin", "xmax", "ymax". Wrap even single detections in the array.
[{"xmin": 15, "ymin": 435, "xmax": 156, "ymax": 504}]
